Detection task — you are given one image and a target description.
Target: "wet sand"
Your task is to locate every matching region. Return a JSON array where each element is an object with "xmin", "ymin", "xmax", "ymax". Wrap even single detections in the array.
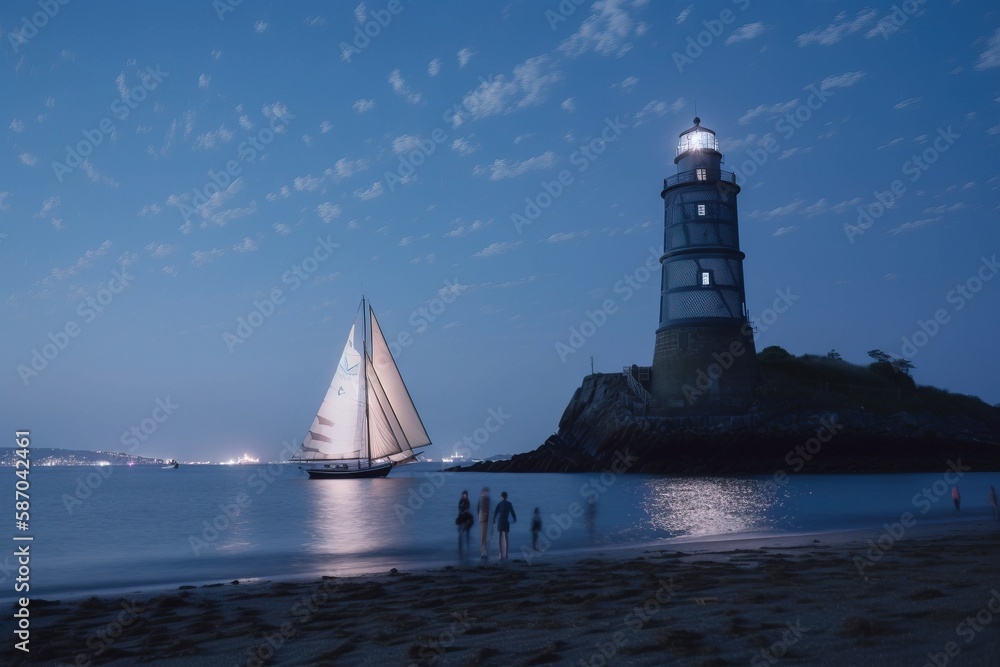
[{"xmin": 4, "ymin": 521, "xmax": 1000, "ymax": 666}]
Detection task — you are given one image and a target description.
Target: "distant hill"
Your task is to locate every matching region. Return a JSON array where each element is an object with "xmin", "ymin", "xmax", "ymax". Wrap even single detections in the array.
[{"xmin": 0, "ymin": 448, "xmax": 170, "ymax": 467}]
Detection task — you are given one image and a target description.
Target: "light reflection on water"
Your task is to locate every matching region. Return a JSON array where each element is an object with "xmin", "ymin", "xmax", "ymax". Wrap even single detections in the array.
[
  {"xmin": 638, "ymin": 477, "xmax": 783, "ymax": 537},
  {"xmin": 15, "ymin": 464, "xmax": 997, "ymax": 600}
]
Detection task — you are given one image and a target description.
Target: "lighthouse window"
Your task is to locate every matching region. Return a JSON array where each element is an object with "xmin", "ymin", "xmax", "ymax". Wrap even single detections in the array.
[
  {"xmin": 700, "ymin": 270, "xmax": 712, "ymax": 286},
  {"xmin": 697, "ymin": 204, "xmax": 706, "ymax": 216},
  {"xmin": 696, "ymin": 168, "xmax": 707, "ymax": 181}
]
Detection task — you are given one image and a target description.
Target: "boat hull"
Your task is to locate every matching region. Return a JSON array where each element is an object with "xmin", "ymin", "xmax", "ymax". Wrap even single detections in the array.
[{"xmin": 302, "ymin": 461, "xmax": 392, "ymax": 479}]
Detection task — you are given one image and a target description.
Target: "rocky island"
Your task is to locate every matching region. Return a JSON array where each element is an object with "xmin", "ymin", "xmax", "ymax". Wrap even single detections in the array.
[{"xmin": 452, "ymin": 347, "xmax": 1000, "ymax": 475}]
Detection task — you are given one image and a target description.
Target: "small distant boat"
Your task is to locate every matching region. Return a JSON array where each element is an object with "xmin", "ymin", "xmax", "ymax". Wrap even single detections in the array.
[
  {"xmin": 289, "ymin": 297, "xmax": 431, "ymax": 479},
  {"xmin": 162, "ymin": 460, "xmax": 179, "ymax": 469}
]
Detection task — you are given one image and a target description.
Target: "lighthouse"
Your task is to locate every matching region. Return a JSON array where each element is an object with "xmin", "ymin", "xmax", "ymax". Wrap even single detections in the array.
[{"xmin": 649, "ymin": 118, "xmax": 757, "ymax": 414}]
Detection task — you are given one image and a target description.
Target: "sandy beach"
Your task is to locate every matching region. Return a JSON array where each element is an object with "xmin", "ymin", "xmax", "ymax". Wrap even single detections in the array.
[{"xmin": 5, "ymin": 521, "xmax": 1000, "ymax": 666}]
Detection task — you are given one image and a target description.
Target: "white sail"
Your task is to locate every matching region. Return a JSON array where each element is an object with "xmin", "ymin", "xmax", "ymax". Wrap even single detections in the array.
[
  {"xmin": 369, "ymin": 310, "xmax": 431, "ymax": 450},
  {"xmin": 290, "ymin": 324, "xmax": 366, "ymax": 461},
  {"xmin": 291, "ymin": 300, "xmax": 431, "ymax": 475}
]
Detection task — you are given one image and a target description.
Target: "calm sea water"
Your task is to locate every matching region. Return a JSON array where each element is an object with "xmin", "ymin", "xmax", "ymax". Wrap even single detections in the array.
[{"xmin": 3, "ymin": 462, "xmax": 996, "ymax": 601}]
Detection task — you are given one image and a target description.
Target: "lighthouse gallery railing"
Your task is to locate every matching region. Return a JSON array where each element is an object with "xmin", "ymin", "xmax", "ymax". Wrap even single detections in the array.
[{"xmin": 663, "ymin": 168, "xmax": 737, "ymax": 189}]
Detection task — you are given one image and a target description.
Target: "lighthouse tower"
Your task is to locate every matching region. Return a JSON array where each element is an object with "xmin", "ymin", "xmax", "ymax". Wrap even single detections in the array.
[{"xmin": 650, "ymin": 118, "xmax": 757, "ymax": 414}]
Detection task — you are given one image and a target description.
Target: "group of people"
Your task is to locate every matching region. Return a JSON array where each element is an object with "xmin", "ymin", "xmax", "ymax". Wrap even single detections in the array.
[
  {"xmin": 950, "ymin": 485, "xmax": 998, "ymax": 519},
  {"xmin": 455, "ymin": 488, "xmax": 544, "ymax": 560}
]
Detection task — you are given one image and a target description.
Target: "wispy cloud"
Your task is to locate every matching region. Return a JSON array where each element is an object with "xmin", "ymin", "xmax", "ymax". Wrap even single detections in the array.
[
  {"xmin": 726, "ymin": 22, "xmax": 766, "ymax": 45},
  {"xmin": 473, "ymin": 241, "xmax": 522, "ymax": 257},
  {"xmin": 193, "ymin": 124, "xmax": 234, "ymax": 149},
  {"xmin": 476, "ymin": 151, "xmax": 555, "ymax": 181},
  {"xmin": 546, "ymin": 231, "xmax": 588, "ymax": 243},
  {"xmin": 232, "ymin": 237, "xmax": 258, "ymax": 253},
  {"xmin": 561, "ymin": 97, "xmax": 576, "ymax": 112},
  {"xmin": 353, "ymin": 182, "xmax": 384, "ymax": 200},
  {"xmin": 975, "ymin": 27, "xmax": 1000, "ymax": 71},
  {"xmin": 772, "ymin": 226, "xmax": 799, "ymax": 237},
  {"xmin": 80, "ymin": 160, "xmax": 119, "ymax": 187},
  {"xmin": 353, "ymin": 98, "xmax": 375, "ymax": 113},
  {"xmin": 457, "ymin": 47, "xmax": 476, "ymax": 68},
  {"xmin": 451, "ymin": 137, "xmax": 478, "ymax": 155},
  {"xmin": 444, "ymin": 219, "xmax": 490, "ymax": 238},
  {"xmin": 558, "ymin": 0, "xmax": 647, "ymax": 58},
  {"xmin": 739, "ymin": 100, "xmax": 799, "ymax": 125},
  {"xmin": 192, "ymin": 248, "xmax": 226, "ymax": 266},
  {"xmin": 428, "ymin": 58, "xmax": 441, "ymax": 77},
  {"xmin": 889, "ymin": 217, "xmax": 942, "ymax": 235},
  {"xmin": 388, "ymin": 69, "xmax": 422, "ymax": 104},
  {"xmin": 676, "ymin": 5, "xmax": 693, "ymax": 24},
  {"xmin": 796, "ymin": 9, "xmax": 878, "ymax": 47},
  {"xmin": 819, "ymin": 71, "xmax": 865, "ymax": 92},
  {"xmin": 145, "ymin": 242, "xmax": 178, "ymax": 257},
  {"xmin": 455, "ymin": 56, "xmax": 560, "ymax": 127},
  {"xmin": 317, "ymin": 202, "xmax": 341, "ymax": 223},
  {"xmin": 894, "ymin": 97, "xmax": 922, "ymax": 109},
  {"xmin": 254, "ymin": 20, "xmax": 268, "ymax": 33},
  {"xmin": 19, "ymin": 153, "xmax": 38, "ymax": 166}
]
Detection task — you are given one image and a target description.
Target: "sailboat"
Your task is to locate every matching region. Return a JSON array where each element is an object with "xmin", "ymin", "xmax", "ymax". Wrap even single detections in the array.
[{"xmin": 289, "ymin": 297, "xmax": 431, "ymax": 479}]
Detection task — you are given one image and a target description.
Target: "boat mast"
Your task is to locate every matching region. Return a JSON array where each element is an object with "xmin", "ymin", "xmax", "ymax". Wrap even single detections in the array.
[{"xmin": 362, "ymin": 295, "xmax": 371, "ymax": 468}]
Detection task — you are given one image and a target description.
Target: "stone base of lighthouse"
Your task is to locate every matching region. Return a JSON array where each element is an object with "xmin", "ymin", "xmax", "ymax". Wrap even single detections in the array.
[{"xmin": 650, "ymin": 325, "xmax": 758, "ymax": 415}]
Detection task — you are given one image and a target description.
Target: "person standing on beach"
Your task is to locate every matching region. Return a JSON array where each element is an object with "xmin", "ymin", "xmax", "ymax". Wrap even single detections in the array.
[
  {"xmin": 531, "ymin": 508, "xmax": 542, "ymax": 551},
  {"xmin": 952, "ymin": 485, "xmax": 961, "ymax": 513},
  {"xmin": 456, "ymin": 490, "xmax": 474, "ymax": 558},
  {"xmin": 989, "ymin": 486, "xmax": 998, "ymax": 521},
  {"xmin": 477, "ymin": 487, "xmax": 491, "ymax": 559},
  {"xmin": 493, "ymin": 491, "xmax": 517, "ymax": 560}
]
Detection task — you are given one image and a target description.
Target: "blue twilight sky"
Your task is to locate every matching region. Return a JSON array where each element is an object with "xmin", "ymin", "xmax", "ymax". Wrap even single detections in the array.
[{"xmin": 3, "ymin": 1, "xmax": 999, "ymax": 463}]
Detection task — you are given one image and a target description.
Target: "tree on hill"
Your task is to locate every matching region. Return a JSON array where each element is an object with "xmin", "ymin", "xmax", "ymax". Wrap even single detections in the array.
[
  {"xmin": 758, "ymin": 345, "xmax": 792, "ymax": 362},
  {"xmin": 867, "ymin": 349, "xmax": 892, "ymax": 364},
  {"xmin": 825, "ymin": 349, "xmax": 842, "ymax": 361}
]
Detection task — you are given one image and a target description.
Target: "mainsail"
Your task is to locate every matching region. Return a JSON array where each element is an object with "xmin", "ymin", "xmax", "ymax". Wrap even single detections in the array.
[{"xmin": 290, "ymin": 300, "xmax": 431, "ymax": 470}]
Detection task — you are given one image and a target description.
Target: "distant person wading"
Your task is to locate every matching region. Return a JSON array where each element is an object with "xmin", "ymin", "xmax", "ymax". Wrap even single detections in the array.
[{"xmin": 493, "ymin": 491, "xmax": 517, "ymax": 560}]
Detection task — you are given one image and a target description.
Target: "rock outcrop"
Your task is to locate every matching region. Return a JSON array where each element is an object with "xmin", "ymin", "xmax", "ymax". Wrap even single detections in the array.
[{"xmin": 455, "ymin": 373, "xmax": 1000, "ymax": 474}]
